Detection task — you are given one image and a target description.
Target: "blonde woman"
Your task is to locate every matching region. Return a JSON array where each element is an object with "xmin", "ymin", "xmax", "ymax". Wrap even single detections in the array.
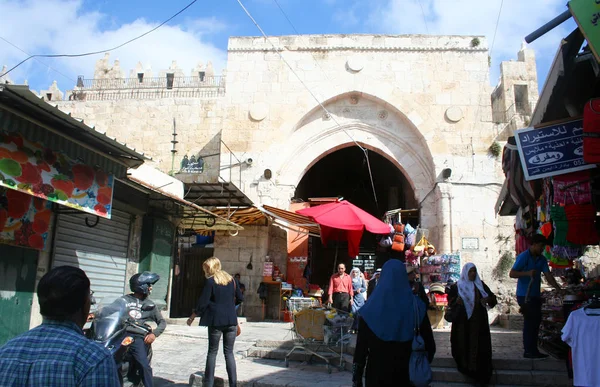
[{"xmin": 187, "ymin": 257, "xmax": 243, "ymax": 387}]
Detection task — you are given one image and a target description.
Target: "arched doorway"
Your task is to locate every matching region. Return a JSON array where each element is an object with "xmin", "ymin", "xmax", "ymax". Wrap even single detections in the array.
[{"xmin": 294, "ymin": 145, "xmax": 419, "ymax": 287}]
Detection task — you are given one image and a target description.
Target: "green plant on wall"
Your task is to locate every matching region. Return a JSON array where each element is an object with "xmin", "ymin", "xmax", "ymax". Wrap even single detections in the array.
[
  {"xmin": 471, "ymin": 37, "xmax": 481, "ymax": 47},
  {"xmin": 489, "ymin": 141, "xmax": 502, "ymax": 158},
  {"xmin": 493, "ymin": 250, "xmax": 515, "ymax": 279}
]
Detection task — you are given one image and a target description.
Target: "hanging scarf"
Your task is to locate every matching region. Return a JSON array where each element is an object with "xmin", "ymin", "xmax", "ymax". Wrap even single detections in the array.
[
  {"xmin": 360, "ymin": 260, "xmax": 426, "ymax": 342},
  {"xmin": 457, "ymin": 262, "xmax": 488, "ymax": 319}
]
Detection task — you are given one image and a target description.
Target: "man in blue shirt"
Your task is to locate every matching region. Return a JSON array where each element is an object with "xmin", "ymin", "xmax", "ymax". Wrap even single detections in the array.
[
  {"xmin": 0, "ymin": 266, "xmax": 120, "ymax": 386},
  {"xmin": 510, "ymin": 234, "xmax": 562, "ymax": 359}
]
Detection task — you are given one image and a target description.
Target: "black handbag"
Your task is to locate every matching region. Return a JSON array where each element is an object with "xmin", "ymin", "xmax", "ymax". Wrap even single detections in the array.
[{"xmin": 444, "ymin": 302, "xmax": 462, "ymax": 322}]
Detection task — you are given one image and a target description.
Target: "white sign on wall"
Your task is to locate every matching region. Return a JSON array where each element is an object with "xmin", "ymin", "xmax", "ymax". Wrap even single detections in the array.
[{"xmin": 461, "ymin": 237, "xmax": 479, "ymax": 250}]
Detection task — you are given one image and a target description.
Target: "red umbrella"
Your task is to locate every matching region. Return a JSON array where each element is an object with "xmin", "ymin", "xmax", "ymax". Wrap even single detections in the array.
[{"xmin": 296, "ymin": 200, "xmax": 391, "ymax": 257}]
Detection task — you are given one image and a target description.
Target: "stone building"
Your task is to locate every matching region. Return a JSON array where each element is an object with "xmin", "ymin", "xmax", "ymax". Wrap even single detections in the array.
[{"xmin": 45, "ymin": 34, "xmax": 538, "ymax": 320}]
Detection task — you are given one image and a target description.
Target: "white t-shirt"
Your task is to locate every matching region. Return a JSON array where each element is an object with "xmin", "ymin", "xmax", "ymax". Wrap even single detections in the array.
[{"xmin": 561, "ymin": 308, "xmax": 600, "ymax": 387}]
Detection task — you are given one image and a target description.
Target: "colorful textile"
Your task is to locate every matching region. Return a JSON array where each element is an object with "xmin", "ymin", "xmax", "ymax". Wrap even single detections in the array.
[
  {"xmin": 550, "ymin": 206, "xmax": 569, "ymax": 246},
  {"xmin": 515, "ymin": 229, "xmax": 530, "ymax": 255},
  {"xmin": 565, "ymin": 204, "xmax": 599, "ymax": 245},
  {"xmin": 553, "ymin": 171, "xmax": 592, "ymax": 205},
  {"xmin": 0, "ymin": 320, "xmax": 119, "ymax": 386}
]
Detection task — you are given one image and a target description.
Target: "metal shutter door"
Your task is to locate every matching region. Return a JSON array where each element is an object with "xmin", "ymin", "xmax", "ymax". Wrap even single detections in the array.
[{"xmin": 52, "ymin": 208, "xmax": 131, "ymax": 305}]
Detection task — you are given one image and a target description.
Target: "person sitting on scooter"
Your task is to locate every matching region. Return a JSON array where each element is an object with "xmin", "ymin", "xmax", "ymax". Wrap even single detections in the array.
[{"xmin": 120, "ymin": 271, "xmax": 167, "ymax": 387}]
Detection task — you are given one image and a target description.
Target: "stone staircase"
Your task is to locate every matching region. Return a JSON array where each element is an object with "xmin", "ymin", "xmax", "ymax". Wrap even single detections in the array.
[{"xmin": 245, "ymin": 339, "xmax": 572, "ymax": 387}]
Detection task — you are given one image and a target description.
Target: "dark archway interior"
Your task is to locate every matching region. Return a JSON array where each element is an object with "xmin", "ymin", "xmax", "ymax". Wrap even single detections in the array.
[{"xmin": 294, "ymin": 146, "xmax": 417, "ymax": 287}]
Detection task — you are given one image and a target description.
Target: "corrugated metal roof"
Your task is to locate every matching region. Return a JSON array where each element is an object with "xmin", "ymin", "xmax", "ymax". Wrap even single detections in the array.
[
  {"xmin": 127, "ymin": 176, "xmax": 244, "ymax": 232},
  {"xmin": 0, "ymin": 84, "xmax": 148, "ymax": 168},
  {"xmin": 209, "ymin": 205, "xmax": 321, "ymax": 236}
]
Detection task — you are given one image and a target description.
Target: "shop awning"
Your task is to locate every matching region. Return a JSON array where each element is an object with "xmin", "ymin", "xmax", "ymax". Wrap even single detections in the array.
[
  {"xmin": 183, "ymin": 182, "xmax": 253, "ymax": 207},
  {"xmin": 0, "ymin": 85, "xmax": 148, "ymax": 168},
  {"xmin": 127, "ymin": 176, "xmax": 243, "ymax": 232},
  {"xmin": 208, "ymin": 205, "xmax": 321, "ymax": 236}
]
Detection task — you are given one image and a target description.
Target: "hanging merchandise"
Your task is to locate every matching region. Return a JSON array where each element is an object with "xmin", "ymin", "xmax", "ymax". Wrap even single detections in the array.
[
  {"xmin": 583, "ymin": 98, "xmax": 600, "ymax": 164},
  {"xmin": 550, "ymin": 206, "xmax": 569, "ymax": 246},
  {"xmin": 378, "ymin": 223, "xmax": 394, "ymax": 248},
  {"xmin": 392, "ymin": 232, "xmax": 405, "ymax": 252},
  {"xmin": 553, "ymin": 171, "xmax": 592, "ymax": 206},
  {"xmin": 564, "ymin": 204, "xmax": 600, "ymax": 245},
  {"xmin": 561, "ymin": 296, "xmax": 600, "ymax": 387},
  {"xmin": 419, "ymin": 253, "xmax": 460, "ymax": 289}
]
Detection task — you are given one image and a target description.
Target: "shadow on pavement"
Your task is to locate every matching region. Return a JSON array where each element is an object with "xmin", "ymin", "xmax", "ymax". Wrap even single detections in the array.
[{"xmin": 153, "ymin": 376, "xmax": 189, "ymax": 387}]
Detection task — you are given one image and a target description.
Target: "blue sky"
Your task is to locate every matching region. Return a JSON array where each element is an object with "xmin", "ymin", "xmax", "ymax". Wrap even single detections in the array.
[{"xmin": 0, "ymin": 0, "xmax": 578, "ymax": 93}]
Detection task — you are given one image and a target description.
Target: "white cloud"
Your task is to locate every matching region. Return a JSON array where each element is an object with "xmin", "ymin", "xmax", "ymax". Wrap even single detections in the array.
[
  {"xmin": 0, "ymin": 0, "xmax": 227, "ymax": 90},
  {"xmin": 364, "ymin": 0, "xmax": 576, "ymax": 85}
]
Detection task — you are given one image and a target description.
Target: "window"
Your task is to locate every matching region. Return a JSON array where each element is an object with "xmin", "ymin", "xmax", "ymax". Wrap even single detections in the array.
[
  {"xmin": 514, "ymin": 85, "xmax": 529, "ymax": 115},
  {"xmin": 137, "ymin": 73, "xmax": 144, "ymax": 83},
  {"xmin": 166, "ymin": 73, "xmax": 174, "ymax": 89},
  {"xmin": 199, "ymin": 71, "xmax": 205, "ymax": 82},
  {"xmin": 46, "ymin": 93, "xmax": 52, "ymax": 101}
]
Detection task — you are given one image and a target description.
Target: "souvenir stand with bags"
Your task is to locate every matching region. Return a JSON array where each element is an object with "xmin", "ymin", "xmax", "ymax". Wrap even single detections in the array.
[{"xmin": 420, "ymin": 252, "xmax": 461, "ymax": 328}]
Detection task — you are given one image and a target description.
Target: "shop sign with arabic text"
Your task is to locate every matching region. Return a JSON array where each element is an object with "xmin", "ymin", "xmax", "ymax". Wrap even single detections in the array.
[
  {"xmin": 515, "ymin": 119, "xmax": 596, "ymax": 181},
  {"xmin": 0, "ymin": 132, "xmax": 115, "ymax": 219},
  {"xmin": 569, "ymin": 0, "xmax": 600, "ymax": 63}
]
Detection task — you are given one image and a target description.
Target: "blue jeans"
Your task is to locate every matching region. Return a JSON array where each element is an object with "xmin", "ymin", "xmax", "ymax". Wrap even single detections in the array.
[
  {"xmin": 517, "ymin": 296, "xmax": 542, "ymax": 355},
  {"xmin": 205, "ymin": 325, "xmax": 237, "ymax": 387}
]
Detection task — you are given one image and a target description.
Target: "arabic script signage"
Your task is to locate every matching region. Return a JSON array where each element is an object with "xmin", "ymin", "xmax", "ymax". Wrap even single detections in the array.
[
  {"xmin": 0, "ymin": 131, "xmax": 115, "ymax": 219},
  {"xmin": 569, "ymin": 0, "xmax": 600, "ymax": 63},
  {"xmin": 515, "ymin": 119, "xmax": 596, "ymax": 181}
]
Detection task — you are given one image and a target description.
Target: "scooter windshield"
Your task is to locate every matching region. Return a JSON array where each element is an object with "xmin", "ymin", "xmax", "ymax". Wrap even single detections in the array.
[{"xmin": 92, "ymin": 301, "xmax": 127, "ymax": 341}]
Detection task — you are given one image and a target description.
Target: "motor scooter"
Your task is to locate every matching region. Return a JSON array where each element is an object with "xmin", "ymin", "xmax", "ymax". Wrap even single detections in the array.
[{"xmin": 85, "ymin": 300, "xmax": 154, "ymax": 387}]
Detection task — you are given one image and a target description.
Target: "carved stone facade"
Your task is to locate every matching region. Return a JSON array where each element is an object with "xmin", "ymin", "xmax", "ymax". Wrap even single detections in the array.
[{"xmin": 50, "ymin": 34, "xmax": 539, "ymax": 320}]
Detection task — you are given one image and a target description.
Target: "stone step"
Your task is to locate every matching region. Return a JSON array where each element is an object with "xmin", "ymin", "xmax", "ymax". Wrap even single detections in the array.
[
  {"xmin": 248, "ymin": 345, "xmax": 568, "ymax": 372},
  {"xmin": 432, "ymin": 366, "xmax": 572, "ymax": 386},
  {"xmin": 247, "ymin": 346, "xmax": 572, "ymax": 386}
]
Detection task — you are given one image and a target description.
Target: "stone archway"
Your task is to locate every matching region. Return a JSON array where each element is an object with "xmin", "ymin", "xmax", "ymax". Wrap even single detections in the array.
[
  {"xmin": 271, "ymin": 92, "xmax": 443, "ymax": 248},
  {"xmin": 276, "ymin": 92, "xmax": 436, "ymax": 203}
]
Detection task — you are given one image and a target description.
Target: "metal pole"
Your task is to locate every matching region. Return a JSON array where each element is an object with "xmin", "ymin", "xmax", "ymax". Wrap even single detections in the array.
[{"xmin": 525, "ymin": 10, "xmax": 572, "ymax": 44}]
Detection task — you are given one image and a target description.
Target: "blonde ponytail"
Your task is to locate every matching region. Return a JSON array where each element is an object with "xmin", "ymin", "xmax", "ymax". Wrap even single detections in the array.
[{"xmin": 203, "ymin": 257, "xmax": 233, "ymax": 286}]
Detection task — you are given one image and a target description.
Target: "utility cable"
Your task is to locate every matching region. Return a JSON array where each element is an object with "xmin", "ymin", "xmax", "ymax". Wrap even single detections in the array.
[
  {"xmin": 0, "ymin": 0, "xmax": 198, "ymax": 78},
  {"xmin": 240, "ymin": 0, "xmax": 378, "ymax": 206},
  {"xmin": 0, "ymin": 36, "xmax": 74, "ymax": 84},
  {"xmin": 271, "ymin": 0, "xmax": 378, "ymax": 207},
  {"xmin": 416, "ymin": 0, "xmax": 430, "ymax": 34}
]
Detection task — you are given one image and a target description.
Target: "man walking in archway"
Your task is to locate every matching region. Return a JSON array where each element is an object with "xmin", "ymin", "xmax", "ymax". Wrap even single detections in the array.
[{"xmin": 327, "ymin": 263, "xmax": 353, "ymax": 312}]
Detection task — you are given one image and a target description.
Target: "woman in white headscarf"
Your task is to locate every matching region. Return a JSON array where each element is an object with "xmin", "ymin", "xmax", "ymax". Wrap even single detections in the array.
[{"xmin": 447, "ymin": 263, "xmax": 497, "ymax": 385}]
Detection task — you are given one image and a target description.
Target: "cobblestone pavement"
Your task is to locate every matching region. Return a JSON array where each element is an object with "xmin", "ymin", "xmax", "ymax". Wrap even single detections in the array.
[{"xmin": 152, "ymin": 321, "xmax": 526, "ymax": 386}]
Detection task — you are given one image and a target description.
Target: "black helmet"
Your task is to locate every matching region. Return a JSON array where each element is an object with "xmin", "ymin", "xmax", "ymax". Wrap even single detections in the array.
[{"xmin": 130, "ymin": 272, "xmax": 160, "ymax": 295}]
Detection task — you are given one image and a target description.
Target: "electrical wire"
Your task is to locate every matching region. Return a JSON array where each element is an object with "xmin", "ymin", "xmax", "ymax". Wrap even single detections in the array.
[
  {"xmin": 466, "ymin": 0, "xmax": 504, "ymax": 169},
  {"xmin": 0, "ymin": 0, "xmax": 198, "ymax": 78},
  {"xmin": 416, "ymin": 0, "xmax": 430, "ymax": 34},
  {"xmin": 0, "ymin": 36, "xmax": 74, "ymax": 84},
  {"xmin": 243, "ymin": 0, "xmax": 379, "ymax": 206}
]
